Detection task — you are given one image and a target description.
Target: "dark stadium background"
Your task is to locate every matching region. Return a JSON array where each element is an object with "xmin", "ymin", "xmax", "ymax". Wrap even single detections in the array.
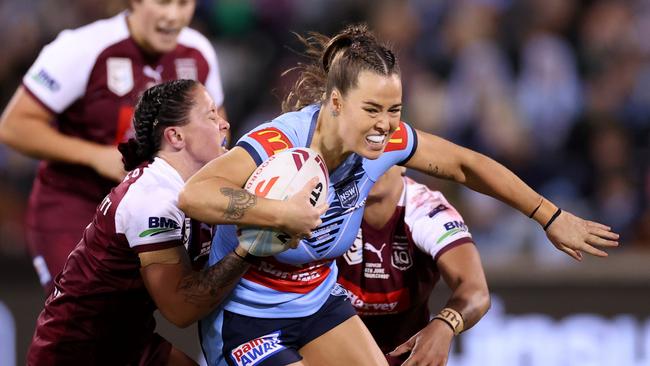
[{"xmin": 0, "ymin": 0, "xmax": 649, "ymax": 365}]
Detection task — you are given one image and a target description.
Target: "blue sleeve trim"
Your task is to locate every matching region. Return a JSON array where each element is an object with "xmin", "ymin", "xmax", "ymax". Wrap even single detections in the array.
[
  {"xmin": 398, "ymin": 124, "xmax": 418, "ymax": 166},
  {"xmin": 237, "ymin": 141, "xmax": 263, "ymax": 166}
]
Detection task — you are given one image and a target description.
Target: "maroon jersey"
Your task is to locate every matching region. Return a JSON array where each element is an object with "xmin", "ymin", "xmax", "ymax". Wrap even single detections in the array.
[
  {"xmin": 336, "ymin": 177, "xmax": 473, "ymax": 354},
  {"xmin": 27, "ymin": 158, "xmax": 212, "ymax": 365},
  {"xmin": 22, "ymin": 11, "xmax": 223, "ymax": 288}
]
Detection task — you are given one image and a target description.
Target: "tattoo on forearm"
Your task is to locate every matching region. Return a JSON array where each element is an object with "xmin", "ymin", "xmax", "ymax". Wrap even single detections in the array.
[
  {"xmin": 220, "ymin": 187, "xmax": 257, "ymax": 221},
  {"xmin": 177, "ymin": 252, "xmax": 249, "ymax": 307},
  {"xmin": 427, "ymin": 163, "xmax": 455, "ymax": 180}
]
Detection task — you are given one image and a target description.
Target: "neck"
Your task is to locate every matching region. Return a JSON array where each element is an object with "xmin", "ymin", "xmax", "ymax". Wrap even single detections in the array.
[
  {"xmin": 363, "ymin": 178, "xmax": 404, "ymax": 229},
  {"xmin": 156, "ymin": 152, "xmax": 200, "ymax": 182},
  {"xmin": 310, "ymin": 107, "xmax": 350, "ymax": 171},
  {"xmin": 126, "ymin": 12, "xmax": 157, "ymax": 56}
]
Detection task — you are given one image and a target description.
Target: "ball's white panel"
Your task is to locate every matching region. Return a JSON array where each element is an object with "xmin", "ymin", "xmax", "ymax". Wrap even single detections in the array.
[{"xmin": 237, "ymin": 148, "xmax": 329, "ymax": 256}]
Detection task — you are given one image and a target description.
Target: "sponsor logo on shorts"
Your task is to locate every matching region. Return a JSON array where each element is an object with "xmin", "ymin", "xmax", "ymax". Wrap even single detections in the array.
[
  {"xmin": 336, "ymin": 180, "xmax": 359, "ymax": 209},
  {"xmin": 139, "ymin": 217, "xmax": 180, "ymax": 237},
  {"xmin": 231, "ymin": 331, "xmax": 285, "ymax": 366},
  {"xmin": 437, "ymin": 221, "xmax": 468, "ymax": 244},
  {"xmin": 383, "ymin": 122, "xmax": 408, "ymax": 152},
  {"xmin": 31, "ymin": 69, "xmax": 61, "ymax": 92},
  {"xmin": 248, "ymin": 127, "xmax": 293, "ymax": 156}
]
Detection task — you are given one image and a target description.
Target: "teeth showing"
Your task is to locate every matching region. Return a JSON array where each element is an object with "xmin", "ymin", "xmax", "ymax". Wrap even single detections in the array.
[
  {"xmin": 366, "ymin": 135, "xmax": 385, "ymax": 144},
  {"xmin": 157, "ymin": 27, "xmax": 177, "ymax": 35}
]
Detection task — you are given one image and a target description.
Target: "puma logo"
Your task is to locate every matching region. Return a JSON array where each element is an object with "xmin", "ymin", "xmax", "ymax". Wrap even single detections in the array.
[
  {"xmin": 364, "ymin": 243, "xmax": 386, "ymax": 262},
  {"xmin": 143, "ymin": 65, "xmax": 163, "ymax": 83}
]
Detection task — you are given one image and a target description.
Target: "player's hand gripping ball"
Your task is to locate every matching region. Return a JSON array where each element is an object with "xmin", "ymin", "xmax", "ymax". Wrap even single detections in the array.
[{"xmin": 238, "ymin": 148, "xmax": 329, "ymax": 256}]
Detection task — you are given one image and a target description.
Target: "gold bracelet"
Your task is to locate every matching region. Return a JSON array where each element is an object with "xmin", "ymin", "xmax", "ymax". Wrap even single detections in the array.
[{"xmin": 433, "ymin": 307, "xmax": 465, "ymax": 336}]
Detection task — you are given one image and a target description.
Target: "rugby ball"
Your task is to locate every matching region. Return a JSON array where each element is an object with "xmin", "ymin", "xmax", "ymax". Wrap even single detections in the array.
[{"xmin": 238, "ymin": 147, "xmax": 329, "ymax": 256}]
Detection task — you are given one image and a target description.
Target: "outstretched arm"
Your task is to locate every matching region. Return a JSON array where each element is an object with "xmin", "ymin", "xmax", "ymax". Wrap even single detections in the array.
[
  {"xmin": 390, "ymin": 243, "xmax": 489, "ymax": 366},
  {"xmin": 405, "ymin": 129, "xmax": 619, "ymax": 260}
]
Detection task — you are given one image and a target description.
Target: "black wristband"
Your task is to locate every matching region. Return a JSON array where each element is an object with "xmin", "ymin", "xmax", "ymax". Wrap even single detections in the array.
[
  {"xmin": 528, "ymin": 199, "xmax": 543, "ymax": 218},
  {"xmin": 543, "ymin": 208, "xmax": 562, "ymax": 231},
  {"xmin": 232, "ymin": 250, "xmax": 246, "ymax": 261}
]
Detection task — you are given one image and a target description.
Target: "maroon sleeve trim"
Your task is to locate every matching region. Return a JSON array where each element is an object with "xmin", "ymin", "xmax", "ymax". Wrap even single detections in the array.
[
  {"xmin": 132, "ymin": 240, "xmax": 182, "ymax": 254},
  {"xmin": 433, "ymin": 237, "xmax": 474, "ymax": 262},
  {"xmin": 22, "ymin": 82, "xmax": 57, "ymax": 115}
]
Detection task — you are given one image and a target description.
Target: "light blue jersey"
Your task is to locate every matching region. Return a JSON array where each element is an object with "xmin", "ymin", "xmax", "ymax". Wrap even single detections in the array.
[{"xmin": 201, "ymin": 105, "xmax": 417, "ymax": 365}]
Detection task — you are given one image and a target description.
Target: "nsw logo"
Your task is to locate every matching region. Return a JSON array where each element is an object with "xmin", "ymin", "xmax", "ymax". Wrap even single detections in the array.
[
  {"xmin": 231, "ymin": 331, "xmax": 285, "ymax": 366},
  {"xmin": 336, "ymin": 180, "xmax": 359, "ymax": 209},
  {"xmin": 139, "ymin": 217, "xmax": 180, "ymax": 237}
]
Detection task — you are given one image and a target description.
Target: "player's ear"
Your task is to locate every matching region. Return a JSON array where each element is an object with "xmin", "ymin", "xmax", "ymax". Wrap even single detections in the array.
[
  {"xmin": 162, "ymin": 126, "xmax": 185, "ymax": 149},
  {"xmin": 330, "ymin": 89, "xmax": 342, "ymax": 115}
]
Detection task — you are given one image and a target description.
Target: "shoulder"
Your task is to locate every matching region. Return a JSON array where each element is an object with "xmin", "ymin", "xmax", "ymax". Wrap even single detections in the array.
[
  {"xmin": 115, "ymin": 162, "xmax": 184, "ymax": 225},
  {"xmin": 271, "ymin": 105, "xmax": 317, "ymax": 138},
  {"xmin": 177, "ymin": 27, "xmax": 216, "ymax": 60},
  {"xmin": 48, "ymin": 12, "xmax": 130, "ymax": 55},
  {"xmin": 403, "ymin": 177, "xmax": 450, "ymax": 220},
  {"xmin": 117, "ymin": 173, "xmax": 179, "ymax": 219},
  {"xmin": 114, "ymin": 164, "xmax": 185, "ymax": 247},
  {"xmin": 402, "ymin": 177, "xmax": 472, "ymax": 257},
  {"xmin": 236, "ymin": 105, "xmax": 318, "ymax": 164}
]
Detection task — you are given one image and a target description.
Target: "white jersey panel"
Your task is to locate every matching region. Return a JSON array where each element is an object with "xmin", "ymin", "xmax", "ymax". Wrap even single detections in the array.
[
  {"xmin": 23, "ymin": 12, "xmax": 130, "ymax": 113},
  {"xmin": 115, "ymin": 158, "xmax": 186, "ymax": 249},
  {"xmin": 402, "ymin": 177, "xmax": 472, "ymax": 259},
  {"xmin": 178, "ymin": 28, "xmax": 224, "ymax": 107}
]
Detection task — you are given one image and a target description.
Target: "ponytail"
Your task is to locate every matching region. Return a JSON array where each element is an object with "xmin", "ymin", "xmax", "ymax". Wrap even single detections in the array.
[{"xmin": 282, "ymin": 23, "xmax": 399, "ymax": 113}]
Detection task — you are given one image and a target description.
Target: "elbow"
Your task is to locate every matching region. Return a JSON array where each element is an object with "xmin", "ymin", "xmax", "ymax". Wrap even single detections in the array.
[
  {"xmin": 0, "ymin": 120, "xmax": 13, "ymax": 146},
  {"xmin": 0, "ymin": 117, "xmax": 25, "ymax": 151},
  {"xmin": 177, "ymin": 187, "xmax": 192, "ymax": 214},
  {"xmin": 476, "ymin": 288, "xmax": 491, "ymax": 317},
  {"xmin": 178, "ymin": 186, "xmax": 201, "ymax": 218},
  {"xmin": 171, "ymin": 318, "xmax": 194, "ymax": 329},
  {"xmin": 159, "ymin": 309, "xmax": 197, "ymax": 329}
]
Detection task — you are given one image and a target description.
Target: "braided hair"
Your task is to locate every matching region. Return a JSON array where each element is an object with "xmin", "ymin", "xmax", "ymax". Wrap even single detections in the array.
[
  {"xmin": 118, "ymin": 79, "xmax": 199, "ymax": 171},
  {"xmin": 282, "ymin": 23, "xmax": 400, "ymax": 113}
]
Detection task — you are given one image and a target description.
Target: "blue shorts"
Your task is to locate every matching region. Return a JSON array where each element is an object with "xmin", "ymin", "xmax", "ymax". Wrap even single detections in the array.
[{"xmin": 222, "ymin": 293, "xmax": 356, "ymax": 366}]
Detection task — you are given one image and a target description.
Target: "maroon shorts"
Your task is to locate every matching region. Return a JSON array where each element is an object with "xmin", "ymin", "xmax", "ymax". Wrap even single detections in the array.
[{"xmin": 28, "ymin": 330, "xmax": 171, "ymax": 366}]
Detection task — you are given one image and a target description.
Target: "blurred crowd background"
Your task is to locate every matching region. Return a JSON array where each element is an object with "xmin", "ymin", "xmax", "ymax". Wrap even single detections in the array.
[
  {"xmin": 1, "ymin": 1, "xmax": 650, "ymax": 365},
  {"xmin": 1, "ymin": 0, "xmax": 648, "ymax": 266}
]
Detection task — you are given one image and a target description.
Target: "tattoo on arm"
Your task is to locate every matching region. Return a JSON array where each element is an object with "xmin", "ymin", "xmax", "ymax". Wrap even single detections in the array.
[
  {"xmin": 177, "ymin": 252, "xmax": 250, "ymax": 307},
  {"xmin": 427, "ymin": 163, "xmax": 455, "ymax": 180},
  {"xmin": 220, "ymin": 187, "xmax": 257, "ymax": 221}
]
